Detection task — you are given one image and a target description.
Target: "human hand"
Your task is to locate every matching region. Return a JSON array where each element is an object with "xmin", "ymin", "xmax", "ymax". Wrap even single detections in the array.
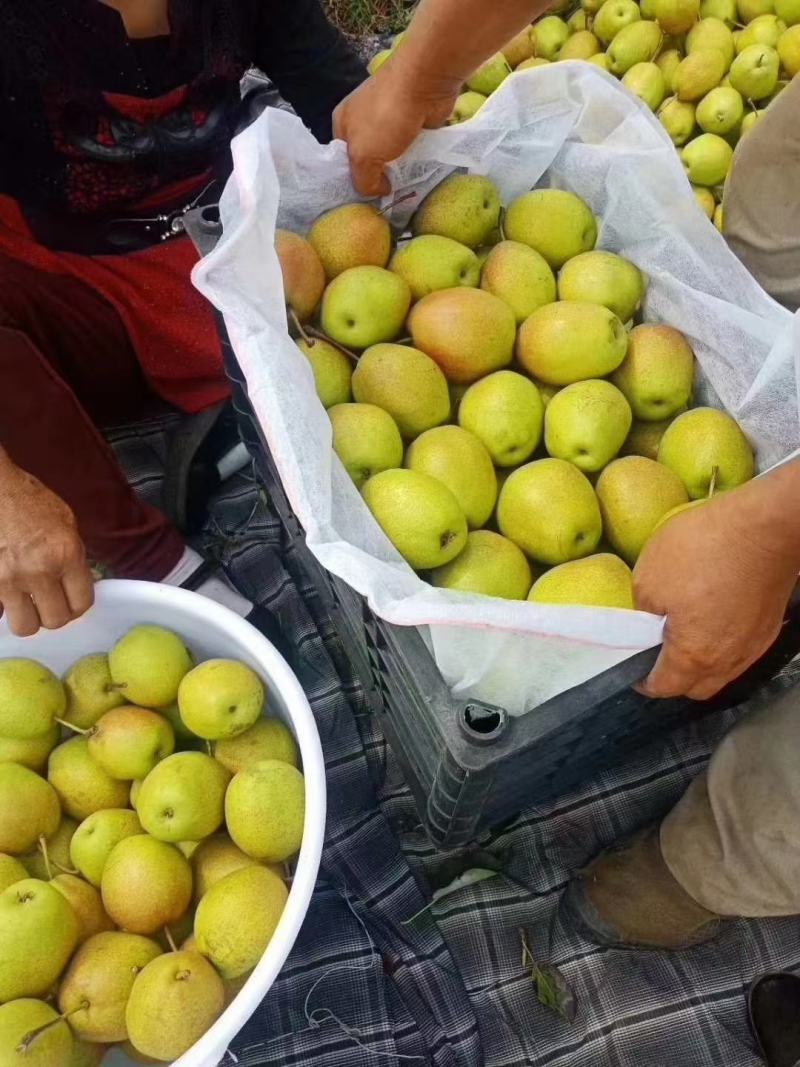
[
  {"xmin": 0, "ymin": 456, "xmax": 94, "ymax": 636},
  {"xmin": 633, "ymin": 477, "xmax": 799, "ymax": 700}
]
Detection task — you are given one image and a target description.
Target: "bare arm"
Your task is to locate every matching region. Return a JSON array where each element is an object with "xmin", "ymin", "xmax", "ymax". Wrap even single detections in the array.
[{"xmin": 334, "ymin": 0, "xmax": 552, "ymax": 195}]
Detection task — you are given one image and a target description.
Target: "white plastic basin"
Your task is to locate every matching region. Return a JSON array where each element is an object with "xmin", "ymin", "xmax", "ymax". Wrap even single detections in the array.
[{"xmin": 0, "ymin": 579, "xmax": 326, "ymax": 1067}]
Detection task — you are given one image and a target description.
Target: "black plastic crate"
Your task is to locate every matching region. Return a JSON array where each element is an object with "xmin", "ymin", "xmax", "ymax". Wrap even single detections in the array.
[{"xmin": 188, "ymin": 209, "xmax": 800, "ymax": 849}]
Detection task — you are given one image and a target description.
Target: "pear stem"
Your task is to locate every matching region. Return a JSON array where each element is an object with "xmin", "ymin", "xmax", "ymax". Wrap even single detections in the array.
[
  {"xmin": 304, "ymin": 327, "xmax": 359, "ymax": 364},
  {"xmin": 288, "ymin": 307, "xmax": 312, "ymax": 345},
  {"xmin": 55, "ymin": 717, "xmax": 90, "ymax": 736},
  {"xmin": 52, "ymin": 860, "xmax": 79, "ymax": 875},
  {"xmin": 17, "ymin": 1005, "xmax": 87, "ymax": 1052},
  {"xmin": 376, "ymin": 191, "xmax": 417, "ymax": 216},
  {"xmin": 498, "ymin": 208, "xmax": 507, "ymax": 243},
  {"xmin": 164, "ymin": 926, "xmax": 179, "ymax": 952},
  {"xmin": 205, "ymin": 741, "xmax": 213, "ymax": 757},
  {"xmin": 708, "ymin": 465, "xmax": 719, "ymax": 498},
  {"xmin": 38, "ymin": 835, "xmax": 52, "ymax": 881}
]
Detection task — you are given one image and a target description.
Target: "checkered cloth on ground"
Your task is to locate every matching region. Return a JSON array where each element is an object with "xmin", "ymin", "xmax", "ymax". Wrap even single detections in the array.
[{"xmin": 109, "ymin": 412, "xmax": 800, "ymax": 1067}]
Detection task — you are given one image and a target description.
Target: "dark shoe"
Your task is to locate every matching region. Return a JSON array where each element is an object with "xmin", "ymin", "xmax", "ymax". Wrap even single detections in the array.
[
  {"xmin": 562, "ymin": 825, "xmax": 723, "ymax": 949},
  {"xmin": 749, "ymin": 973, "xmax": 800, "ymax": 1067}
]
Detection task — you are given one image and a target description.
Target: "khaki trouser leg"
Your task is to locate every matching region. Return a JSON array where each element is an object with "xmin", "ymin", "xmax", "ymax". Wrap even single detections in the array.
[
  {"xmin": 723, "ymin": 76, "xmax": 800, "ymax": 312},
  {"xmin": 661, "ymin": 686, "xmax": 800, "ymax": 917}
]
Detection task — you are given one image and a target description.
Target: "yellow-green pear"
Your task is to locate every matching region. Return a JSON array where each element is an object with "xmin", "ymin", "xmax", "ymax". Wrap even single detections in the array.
[
  {"xmin": 390, "ymin": 236, "xmax": 480, "ymax": 300},
  {"xmin": 587, "ymin": 51, "xmax": 612, "ymax": 68},
  {"xmin": 497, "ymin": 459, "xmax": 602, "ymax": 564},
  {"xmin": 517, "ymin": 56, "xmax": 553, "ymax": 69},
  {"xmin": 466, "ymin": 52, "xmax": 512, "ymax": 93},
  {"xmin": 70, "ymin": 808, "xmax": 142, "ymax": 886},
  {"xmin": 194, "ymin": 866, "xmax": 288, "ymax": 979},
  {"xmin": 109, "ymin": 625, "xmax": 192, "ymax": 709},
  {"xmin": 596, "ymin": 456, "xmax": 689, "ymax": 562},
  {"xmin": 778, "ymin": 24, "xmax": 800, "ymax": 70},
  {"xmin": 517, "ymin": 302, "xmax": 628, "ymax": 385},
  {"xmin": 408, "ymin": 287, "xmax": 516, "ymax": 382},
  {"xmin": 559, "ymin": 29, "xmax": 603, "ymax": 57},
  {"xmin": 611, "ymin": 324, "xmax": 694, "ymax": 419},
  {"xmin": 702, "ymin": 0, "xmax": 738, "ymax": 23},
  {"xmin": 776, "ymin": 0, "xmax": 800, "ymax": 21},
  {"xmin": 608, "ymin": 20, "xmax": 664, "ymax": 73},
  {"xmin": 693, "ymin": 185, "xmax": 717, "ymax": 217},
  {"xmin": 658, "ymin": 97, "xmax": 697, "ymax": 143},
  {"xmin": 405, "ymin": 425, "xmax": 498, "ymax": 528},
  {"xmin": 191, "ymin": 835, "xmax": 261, "ymax": 903},
  {"xmin": 362, "ymin": 469, "xmax": 468, "ymax": 569},
  {"xmin": 21, "ymin": 816, "xmax": 77, "ymax": 880},
  {"xmin": 321, "ymin": 266, "xmax": 411, "ymax": 350},
  {"xmin": 308, "ymin": 203, "xmax": 391, "ymax": 280},
  {"xmin": 58, "ymin": 930, "xmax": 162, "ymax": 1042},
  {"xmin": 583, "ymin": 0, "xmax": 605, "ymax": 13},
  {"xmin": 352, "ymin": 344, "xmax": 450, "ymax": 438},
  {"xmin": 0, "ymin": 725, "xmax": 59, "ymax": 774},
  {"xmin": 502, "ymin": 25, "xmax": 536, "ymax": 67},
  {"xmin": 529, "ymin": 553, "xmax": 635, "ymax": 608},
  {"xmin": 621, "ymin": 414, "xmax": 685, "ymax": 458},
  {"xmin": 729, "ymin": 42, "xmax": 780, "ymax": 96},
  {"xmin": 657, "ymin": 407, "xmax": 755, "ymax": 496},
  {"xmin": 737, "ymin": 11, "xmax": 786, "ymax": 47},
  {"xmin": 656, "ymin": 0, "xmax": 701, "ymax": 34},
  {"xmin": 447, "ymin": 91, "xmax": 487, "ymax": 125},
  {"xmin": 0, "ymin": 855, "xmax": 27, "ymax": 892},
  {"xmin": 66, "ymin": 1036, "xmax": 107, "ymax": 1067},
  {"xmin": 738, "ymin": 0, "xmax": 776, "ymax": 20},
  {"xmin": 225, "ymin": 760, "xmax": 305, "ymax": 863},
  {"xmin": 296, "ymin": 338, "xmax": 352, "ymax": 410},
  {"xmin": 431, "ymin": 531, "xmax": 532, "ymax": 599},
  {"xmin": 47, "ymin": 737, "xmax": 130, "ymax": 821},
  {"xmin": 412, "ymin": 175, "xmax": 501, "ymax": 249},
  {"xmin": 136, "ymin": 752, "xmax": 229, "ymax": 842},
  {"xmin": 544, "ymin": 380, "xmax": 632, "ymax": 473},
  {"xmin": 594, "ymin": 0, "xmax": 642, "ymax": 43},
  {"xmin": 101, "ymin": 835, "xmax": 192, "ymax": 935},
  {"xmin": 63, "ymin": 653, "xmax": 125, "ymax": 731},
  {"xmin": 0, "ymin": 999, "xmax": 74, "ymax": 1066},
  {"xmin": 51, "ymin": 874, "xmax": 114, "ymax": 944},
  {"xmin": 177, "ymin": 659, "xmax": 263, "ymax": 741},
  {"xmin": 0, "ymin": 763, "xmax": 61, "ymax": 855},
  {"xmin": 568, "ymin": 9, "xmax": 588, "ymax": 30},
  {"xmin": 125, "ymin": 950, "xmax": 224, "ymax": 1062},
  {"xmin": 0, "ymin": 660, "xmax": 65, "ymax": 741},
  {"xmin": 714, "ymin": 203, "xmax": 724, "ymax": 231},
  {"xmin": 557, "ymin": 250, "xmax": 645, "ymax": 322},
  {"xmin": 673, "ymin": 48, "xmax": 727, "ymax": 98},
  {"xmin": 274, "ymin": 230, "xmax": 325, "ymax": 323},
  {"xmin": 458, "ymin": 371, "xmax": 544, "ymax": 467},
  {"xmin": 214, "ymin": 719, "xmax": 298, "ymax": 775},
  {"xmin": 657, "ymin": 48, "xmax": 684, "ymax": 86},
  {"xmin": 504, "ymin": 189, "xmax": 597, "ymax": 269},
  {"xmin": 681, "ymin": 131, "xmax": 733, "ymax": 183},
  {"xmin": 329, "ymin": 402, "xmax": 403, "ymax": 489},
  {"xmin": 368, "ymin": 48, "xmax": 391, "ymax": 75},
  {"xmin": 480, "ymin": 241, "xmax": 556, "ymax": 324},
  {"xmin": 0, "ymin": 878, "xmax": 79, "ymax": 1001},
  {"xmin": 623, "ymin": 61, "xmax": 668, "ymax": 108},
  {"xmin": 533, "ymin": 15, "xmax": 571, "ymax": 57},
  {"xmin": 88, "ymin": 706, "xmax": 174, "ymax": 781},
  {"xmin": 696, "ymin": 85, "xmax": 745, "ymax": 131}
]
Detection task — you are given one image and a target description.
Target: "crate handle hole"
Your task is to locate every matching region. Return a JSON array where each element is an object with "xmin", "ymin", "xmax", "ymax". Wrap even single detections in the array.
[{"xmin": 461, "ymin": 703, "xmax": 507, "ymax": 743}]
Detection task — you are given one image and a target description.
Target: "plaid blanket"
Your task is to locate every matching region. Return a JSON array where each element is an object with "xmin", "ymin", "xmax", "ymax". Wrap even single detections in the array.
[{"xmin": 110, "ymin": 412, "xmax": 800, "ymax": 1067}]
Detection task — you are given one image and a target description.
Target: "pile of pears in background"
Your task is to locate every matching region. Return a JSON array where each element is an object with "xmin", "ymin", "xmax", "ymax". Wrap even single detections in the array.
[
  {"xmin": 370, "ymin": 0, "xmax": 800, "ymax": 228},
  {"xmin": 0, "ymin": 626, "xmax": 304, "ymax": 1063},
  {"xmin": 278, "ymin": 175, "xmax": 755, "ymax": 610}
]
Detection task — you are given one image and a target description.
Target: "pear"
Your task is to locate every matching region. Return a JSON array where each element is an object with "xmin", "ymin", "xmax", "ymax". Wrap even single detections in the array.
[
  {"xmin": 101, "ymin": 835, "xmax": 192, "ymax": 934},
  {"xmin": 568, "ymin": 9, "xmax": 588, "ymax": 30},
  {"xmin": 158, "ymin": 701, "xmax": 195, "ymax": 744},
  {"xmin": 225, "ymin": 760, "xmax": 305, "ymax": 863},
  {"xmin": 0, "ymin": 724, "xmax": 59, "ymax": 774},
  {"xmin": 736, "ymin": 11, "xmax": 786, "ymax": 46},
  {"xmin": 694, "ymin": 184, "xmax": 716, "ymax": 218},
  {"xmin": 308, "ymin": 203, "xmax": 391, "ymax": 280},
  {"xmin": 673, "ymin": 47, "xmax": 727, "ymax": 98},
  {"xmin": 412, "ymin": 175, "xmax": 500, "ymax": 249},
  {"xmin": 194, "ymin": 866, "xmax": 288, "ymax": 979},
  {"xmin": 622, "ymin": 61, "xmax": 668, "ymax": 108},
  {"xmin": 497, "ymin": 459, "xmax": 602, "ymax": 564},
  {"xmin": 657, "ymin": 48, "xmax": 684, "ymax": 85},
  {"xmin": 408, "ymin": 288, "xmax": 516, "ymax": 382},
  {"xmin": 656, "ymin": 0, "xmax": 701, "ymax": 33},
  {"xmin": 329, "ymin": 402, "xmax": 403, "ymax": 489},
  {"xmin": 529, "ymin": 553, "xmax": 635, "ymax": 608},
  {"xmin": 51, "ymin": 874, "xmax": 113, "ymax": 944},
  {"xmin": 658, "ymin": 97, "xmax": 697, "ymax": 144},
  {"xmin": 296, "ymin": 338, "xmax": 352, "ymax": 410},
  {"xmin": 0, "ymin": 999, "xmax": 73, "ymax": 1066},
  {"xmin": 517, "ymin": 56, "xmax": 553, "ymax": 69},
  {"xmin": 503, "ymin": 25, "xmax": 536, "ymax": 67},
  {"xmin": 66, "ymin": 1037, "xmax": 107, "ymax": 1067},
  {"xmin": 658, "ymin": 407, "xmax": 755, "ymax": 496},
  {"xmin": 191, "ymin": 835, "xmax": 261, "ymax": 902},
  {"xmin": 177, "ymin": 660, "xmax": 263, "ymax": 741},
  {"xmin": 557, "ymin": 250, "xmax": 645, "ymax": 322},
  {"xmin": 321, "ymin": 266, "xmax": 411, "ymax": 351},
  {"xmin": 352, "ymin": 344, "xmax": 450, "ymax": 438},
  {"xmin": 47, "ymin": 737, "xmax": 130, "ymax": 821},
  {"xmin": 517, "ymin": 302, "xmax": 628, "ymax": 385},
  {"xmin": 595, "ymin": 0, "xmax": 642, "ymax": 43},
  {"xmin": 70, "ymin": 809, "xmax": 142, "ymax": 886},
  {"xmin": 406, "ymin": 425, "xmax": 498, "ymax": 528},
  {"xmin": 681, "ymin": 131, "xmax": 733, "ymax": 184},
  {"xmin": 466, "ymin": 52, "xmax": 512, "ymax": 93},
  {"xmin": 0, "ymin": 855, "xmax": 27, "ymax": 892},
  {"xmin": 545, "ymin": 380, "xmax": 633, "ymax": 473},
  {"xmin": 274, "ymin": 230, "xmax": 325, "ymax": 322},
  {"xmin": 125, "ymin": 949, "xmax": 224, "ymax": 1061},
  {"xmin": 88, "ymin": 706, "xmax": 174, "ymax": 781},
  {"xmin": 431, "ymin": 530, "xmax": 532, "ymax": 599},
  {"xmin": 714, "ymin": 204, "xmax": 725, "ymax": 231},
  {"xmin": 608, "ymin": 20, "xmax": 664, "ymax": 73},
  {"xmin": 611, "ymin": 324, "xmax": 694, "ymax": 420},
  {"xmin": 21, "ymin": 816, "xmax": 78, "ymax": 880},
  {"xmin": 738, "ymin": 0, "xmax": 776, "ymax": 20},
  {"xmin": 390, "ymin": 236, "xmax": 481, "ymax": 300},
  {"xmin": 0, "ymin": 660, "xmax": 65, "ymax": 741},
  {"xmin": 136, "ymin": 752, "xmax": 229, "ymax": 842},
  {"xmin": 778, "ymin": 23, "xmax": 800, "ymax": 68},
  {"xmin": 696, "ymin": 85, "xmax": 745, "ymax": 132},
  {"xmin": 458, "ymin": 371, "xmax": 544, "ymax": 467},
  {"xmin": 109, "ymin": 625, "xmax": 192, "ymax": 709},
  {"xmin": 367, "ymin": 48, "xmax": 391, "ymax": 75},
  {"xmin": 62, "ymin": 654, "xmax": 124, "ymax": 731},
  {"xmin": 702, "ymin": 0, "xmax": 738, "ymax": 22},
  {"xmin": 583, "ymin": 0, "xmax": 606, "ymax": 12},
  {"xmin": 58, "ymin": 930, "xmax": 162, "ymax": 1042},
  {"xmin": 559, "ymin": 29, "xmax": 603, "ymax": 57},
  {"xmin": 480, "ymin": 241, "xmax": 557, "ymax": 324},
  {"xmin": 729, "ymin": 42, "xmax": 780, "ymax": 95},
  {"xmin": 447, "ymin": 91, "xmax": 487, "ymax": 124},
  {"xmin": 533, "ymin": 15, "xmax": 571, "ymax": 56},
  {"xmin": 596, "ymin": 456, "xmax": 689, "ymax": 562},
  {"xmin": 777, "ymin": 0, "xmax": 800, "ymax": 19},
  {"xmin": 214, "ymin": 719, "xmax": 298, "ymax": 775},
  {"xmin": 0, "ymin": 764, "xmax": 60, "ymax": 855},
  {"xmin": 0, "ymin": 878, "xmax": 79, "ymax": 1001},
  {"xmin": 587, "ymin": 51, "xmax": 612, "ymax": 68},
  {"xmin": 504, "ymin": 190, "xmax": 597, "ymax": 269}
]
